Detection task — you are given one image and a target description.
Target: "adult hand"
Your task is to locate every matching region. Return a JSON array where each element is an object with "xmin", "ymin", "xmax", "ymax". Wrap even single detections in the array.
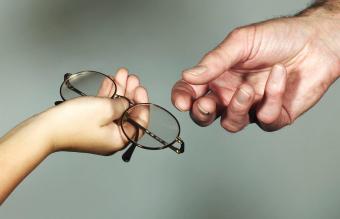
[{"xmin": 172, "ymin": 10, "xmax": 340, "ymax": 132}]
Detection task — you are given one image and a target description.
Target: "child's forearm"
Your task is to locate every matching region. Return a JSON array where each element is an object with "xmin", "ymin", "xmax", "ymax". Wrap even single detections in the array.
[{"xmin": 0, "ymin": 113, "xmax": 53, "ymax": 204}]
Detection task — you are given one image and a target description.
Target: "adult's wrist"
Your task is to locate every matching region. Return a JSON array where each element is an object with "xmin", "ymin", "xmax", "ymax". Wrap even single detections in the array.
[
  {"xmin": 297, "ymin": 6, "xmax": 340, "ymax": 79},
  {"xmin": 297, "ymin": 1, "xmax": 340, "ymax": 18}
]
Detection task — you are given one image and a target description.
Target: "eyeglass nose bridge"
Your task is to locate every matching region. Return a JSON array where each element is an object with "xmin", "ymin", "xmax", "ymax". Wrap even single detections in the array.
[{"xmin": 169, "ymin": 137, "xmax": 185, "ymax": 154}]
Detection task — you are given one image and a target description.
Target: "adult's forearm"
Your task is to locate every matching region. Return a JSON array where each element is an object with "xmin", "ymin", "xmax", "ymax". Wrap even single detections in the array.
[
  {"xmin": 295, "ymin": 0, "xmax": 340, "ymax": 77},
  {"xmin": 298, "ymin": 0, "xmax": 340, "ymax": 16},
  {"xmin": 0, "ymin": 114, "xmax": 52, "ymax": 204}
]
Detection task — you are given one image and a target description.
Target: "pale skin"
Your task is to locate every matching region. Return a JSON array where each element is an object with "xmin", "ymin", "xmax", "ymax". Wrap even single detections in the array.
[
  {"xmin": 0, "ymin": 68, "xmax": 148, "ymax": 204},
  {"xmin": 172, "ymin": 0, "xmax": 340, "ymax": 132}
]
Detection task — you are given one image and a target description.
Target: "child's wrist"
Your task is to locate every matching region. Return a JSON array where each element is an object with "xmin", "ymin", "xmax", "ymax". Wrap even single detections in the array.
[
  {"xmin": 0, "ymin": 111, "xmax": 55, "ymax": 157},
  {"xmin": 32, "ymin": 111, "xmax": 58, "ymax": 155}
]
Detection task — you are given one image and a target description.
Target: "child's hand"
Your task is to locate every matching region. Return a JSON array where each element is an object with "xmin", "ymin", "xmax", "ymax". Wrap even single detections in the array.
[
  {"xmin": 0, "ymin": 68, "xmax": 148, "ymax": 204},
  {"xmin": 46, "ymin": 68, "xmax": 148, "ymax": 155}
]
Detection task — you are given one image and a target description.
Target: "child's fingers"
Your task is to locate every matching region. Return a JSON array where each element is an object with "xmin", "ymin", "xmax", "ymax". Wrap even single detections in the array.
[
  {"xmin": 100, "ymin": 97, "xmax": 134, "ymax": 152},
  {"xmin": 101, "ymin": 76, "xmax": 150, "ymax": 152},
  {"xmin": 97, "ymin": 77, "xmax": 114, "ymax": 97},
  {"xmin": 100, "ymin": 97, "xmax": 130, "ymax": 125},
  {"xmin": 134, "ymin": 86, "xmax": 149, "ymax": 103},
  {"xmin": 128, "ymin": 86, "xmax": 150, "ymax": 139},
  {"xmin": 104, "ymin": 122, "xmax": 132, "ymax": 152},
  {"xmin": 125, "ymin": 75, "xmax": 140, "ymax": 100},
  {"xmin": 111, "ymin": 68, "xmax": 128, "ymax": 96},
  {"xmin": 121, "ymin": 86, "xmax": 149, "ymax": 136}
]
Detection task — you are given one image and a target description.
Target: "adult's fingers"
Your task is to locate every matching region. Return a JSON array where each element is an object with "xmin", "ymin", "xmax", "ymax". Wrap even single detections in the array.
[
  {"xmin": 256, "ymin": 64, "xmax": 286, "ymax": 124},
  {"xmin": 182, "ymin": 26, "xmax": 255, "ymax": 85},
  {"xmin": 190, "ymin": 92, "xmax": 224, "ymax": 127},
  {"xmin": 256, "ymin": 64, "xmax": 289, "ymax": 131},
  {"xmin": 174, "ymin": 26, "xmax": 256, "ymax": 112},
  {"xmin": 171, "ymin": 80, "xmax": 208, "ymax": 112},
  {"xmin": 220, "ymin": 84, "xmax": 255, "ymax": 133}
]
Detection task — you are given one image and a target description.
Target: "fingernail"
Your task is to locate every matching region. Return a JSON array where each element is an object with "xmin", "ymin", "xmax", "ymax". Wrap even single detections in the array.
[
  {"xmin": 197, "ymin": 103, "xmax": 210, "ymax": 115},
  {"xmin": 184, "ymin": 66, "xmax": 208, "ymax": 76},
  {"xmin": 175, "ymin": 101, "xmax": 187, "ymax": 112},
  {"xmin": 236, "ymin": 88, "xmax": 251, "ymax": 104}
]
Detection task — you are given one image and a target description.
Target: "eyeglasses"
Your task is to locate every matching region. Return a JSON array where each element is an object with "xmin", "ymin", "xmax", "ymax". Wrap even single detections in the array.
[{"xmin": 55, "ymin": 70, "xmax": 185, "ymax": 162}]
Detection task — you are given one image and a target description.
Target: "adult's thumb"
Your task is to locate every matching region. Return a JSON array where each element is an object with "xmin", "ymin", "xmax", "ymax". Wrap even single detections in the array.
[{"xmin": 182, "ymin": 26, "xmax": 254, "ymax": 85}]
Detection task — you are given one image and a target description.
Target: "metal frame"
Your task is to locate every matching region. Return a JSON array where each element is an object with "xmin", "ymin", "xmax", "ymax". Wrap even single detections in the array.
[{"xmin": 55, "ymin": 70, "xmax": 185, "ymax": 162}]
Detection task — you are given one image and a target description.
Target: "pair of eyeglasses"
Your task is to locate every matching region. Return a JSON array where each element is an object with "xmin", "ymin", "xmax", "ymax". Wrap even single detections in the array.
[{"xmin": 55, "ymin": 70, "xmax": 185, "ymax": 162}]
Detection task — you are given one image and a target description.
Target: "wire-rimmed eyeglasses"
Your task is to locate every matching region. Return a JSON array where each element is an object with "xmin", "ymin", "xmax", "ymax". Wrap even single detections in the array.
[{"xmin": 55, "ymin": 70, "xmax": 185, "ymax": 162}]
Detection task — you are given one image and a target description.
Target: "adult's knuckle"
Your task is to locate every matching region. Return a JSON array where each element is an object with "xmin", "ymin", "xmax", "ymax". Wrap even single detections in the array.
[
  {"xmin": 257, "ymin": 111, "xmax": 276, "ymax": 125},
  {"xmin": 190, "ymin": 112, "xmax": 209, "ymax": 127},
  {"xmin": 230, "ymin": 101, "xmax": 249, "ymax": 115},
  {"xmin": 228, "ymin": 26, "xmax": 251, "ymax": 40},
  {"xmin": 221, "ymin": 120, "xmax": 242, "ymax": 133},
  {"xmin": 204, "ymin": 49, "xmax": 225, "ymax": 63},
  {"xmin": 266, "ymin": 84, "xmax": 284, "ymax": 98}
]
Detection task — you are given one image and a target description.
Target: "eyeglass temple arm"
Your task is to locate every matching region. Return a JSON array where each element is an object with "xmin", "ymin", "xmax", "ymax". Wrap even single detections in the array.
[
  {"xmin": 122, "ymin": 129, "xmax": 139, "ymax": 162},
  {"xmin": 126, "ymin": 118, "xmax": 184, "ymax": 154}
]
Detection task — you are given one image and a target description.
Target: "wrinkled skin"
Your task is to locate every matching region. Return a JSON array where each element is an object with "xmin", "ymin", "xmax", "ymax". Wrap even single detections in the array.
[{"xmin": 172, "ymin": 15, "xmax": 340, "ymax": 132}]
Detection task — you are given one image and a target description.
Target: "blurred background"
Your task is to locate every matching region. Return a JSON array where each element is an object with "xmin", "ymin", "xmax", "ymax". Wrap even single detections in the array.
[{"xmin": 1, "ymin": 0, "xmax": 340, "ymax": 218}]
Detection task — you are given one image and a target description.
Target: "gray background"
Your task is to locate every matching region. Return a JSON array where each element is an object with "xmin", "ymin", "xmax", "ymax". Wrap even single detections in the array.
[{"xmin": 1, "ymin": 0, "xmax": 340, "ymax": 219}]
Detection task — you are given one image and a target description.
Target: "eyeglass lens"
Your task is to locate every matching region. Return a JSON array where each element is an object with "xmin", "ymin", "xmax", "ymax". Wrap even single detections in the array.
[
  {"xmin": 61, "ymin": 71, "xmax": 117, "ymax": 100},
  {"xmin": 60, "ymin": 71, "xmax": 180, "ymax": 150},
  {"xmin": 121, "ymin": 104, "xmax": 180, "ymax": 149}
]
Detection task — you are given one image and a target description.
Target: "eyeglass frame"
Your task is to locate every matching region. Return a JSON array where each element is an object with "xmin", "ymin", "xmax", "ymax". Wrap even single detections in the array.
[{"xmin": 54, "ymin": 70, "xmax": 185, "ymax": 162}]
